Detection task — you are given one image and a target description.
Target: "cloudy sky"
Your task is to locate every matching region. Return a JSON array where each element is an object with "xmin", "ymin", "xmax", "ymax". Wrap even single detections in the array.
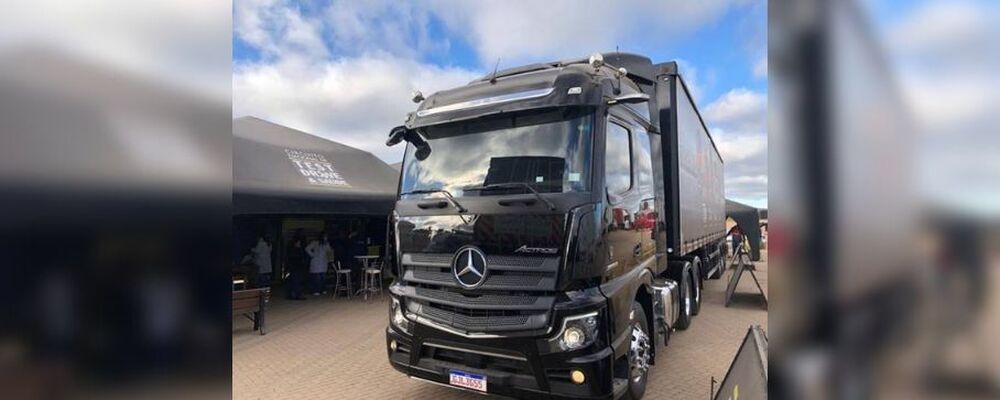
[
  {"xmin": 232, "ymin": 0, "xmax": 768, "ymax": 207},
  {"xmin": 865, "ymin": 0, "xmax": 1000, "ymax": 214}
]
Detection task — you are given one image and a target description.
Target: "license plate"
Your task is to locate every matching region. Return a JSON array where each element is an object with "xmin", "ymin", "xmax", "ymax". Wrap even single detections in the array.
[{"xmin": 449, "ymin": 370, "xmax": 487, "ymax": 392}]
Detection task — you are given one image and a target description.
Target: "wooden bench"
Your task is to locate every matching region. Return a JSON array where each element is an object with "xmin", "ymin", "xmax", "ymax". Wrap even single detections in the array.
[{"xmin": 233, "ymin": 287, "xmax": 270, "ymax": 335}]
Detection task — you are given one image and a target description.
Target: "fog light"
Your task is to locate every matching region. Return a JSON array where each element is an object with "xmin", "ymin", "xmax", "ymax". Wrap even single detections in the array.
[
  {"xmin": 390, "ymin": 340, "xmax": 397, "ymax": 352},
  {"xmin": 570, "ymin": 369, "xmax": 586, "ymax": 384}
]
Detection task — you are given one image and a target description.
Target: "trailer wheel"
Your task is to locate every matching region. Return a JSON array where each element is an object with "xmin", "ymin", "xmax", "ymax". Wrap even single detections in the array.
[
  {"xmin": 674, "ymin": 272, "xmax": 692, "ymax": 330},
  {"xmin": 625, "ymin": 301, "xmax": 650, "ymax": 399},
  {"xmin": 690, "ymin": 258, "xmax": 702, "ymax": 316}
]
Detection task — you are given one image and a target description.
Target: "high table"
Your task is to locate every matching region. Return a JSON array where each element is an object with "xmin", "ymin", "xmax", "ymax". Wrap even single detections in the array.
[{"xmin": 354, "ymin": 255, "xmax": 381, "ymax": 299}]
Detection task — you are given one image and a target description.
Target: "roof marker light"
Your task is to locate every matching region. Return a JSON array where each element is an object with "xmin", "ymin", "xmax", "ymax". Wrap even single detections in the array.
[{"xmin": 588, "ymin": 53, "xmax": 604, "ymax": 71}]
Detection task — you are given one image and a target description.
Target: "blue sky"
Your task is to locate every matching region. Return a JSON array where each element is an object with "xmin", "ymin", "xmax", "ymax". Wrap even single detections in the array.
[{"xmin": 233, "ymin": 0, "xmax": 769, "ymax": 208}]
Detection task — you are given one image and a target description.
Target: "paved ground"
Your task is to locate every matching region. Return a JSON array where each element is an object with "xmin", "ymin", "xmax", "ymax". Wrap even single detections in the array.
[{"xmin": 233, "ymin": 254, "xmax": 767, "ymax": 399}]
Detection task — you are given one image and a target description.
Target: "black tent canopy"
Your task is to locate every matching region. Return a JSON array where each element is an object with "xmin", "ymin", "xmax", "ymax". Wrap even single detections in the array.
[
  {"xmin": 726, "ymin": 199, "xmax": 763, "ymax": 261},
  {"xmin": 233, "ymin": 116, "xmax": 399, "ymax": 215}
]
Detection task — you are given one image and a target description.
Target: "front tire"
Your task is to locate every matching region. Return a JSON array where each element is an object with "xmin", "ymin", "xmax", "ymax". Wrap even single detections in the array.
[{"xmin": 625, "ymin": 301, "xmax": 651, "ymax": 399}]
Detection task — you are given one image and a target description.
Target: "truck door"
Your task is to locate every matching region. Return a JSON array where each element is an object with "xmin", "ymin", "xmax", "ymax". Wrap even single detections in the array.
[
  {"xmin": 604, "ymin": 118, "xmax": 642, "ymax": 279},
  {"xmin": 634, "ymin": 127, "xmax": 657, "ymax": 260}
]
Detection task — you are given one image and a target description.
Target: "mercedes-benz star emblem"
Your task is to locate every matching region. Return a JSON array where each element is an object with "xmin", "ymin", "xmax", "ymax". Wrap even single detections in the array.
[{"xmin": 453, "ymin": 247, "xmax": 488, "ymax": 288}]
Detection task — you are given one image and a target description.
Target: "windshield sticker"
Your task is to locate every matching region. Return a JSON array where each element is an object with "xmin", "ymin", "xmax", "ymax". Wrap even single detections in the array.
[{"xmin": 284, "ymin": 148, "xmax": 350, "ymax": 187}]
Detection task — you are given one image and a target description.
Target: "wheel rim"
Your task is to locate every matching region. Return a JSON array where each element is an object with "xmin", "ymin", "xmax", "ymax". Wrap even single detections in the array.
[
  {"xmin": 629, "ymin": 322, "xmax": 651, "ymax": 383},
  {"xmin": 685, "ymin": 286, "xmax": 692, "ymax": 316}
]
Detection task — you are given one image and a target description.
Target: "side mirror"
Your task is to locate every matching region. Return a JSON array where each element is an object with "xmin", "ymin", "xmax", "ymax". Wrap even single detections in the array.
[
  {"xmin": 414, "ymin": 143, "xmax": 432, "ymax": 161},
  {"xmin": 387, "ymin": 126, "xmax": 433, "ymax": 160},
  {"xmin": 386, "ymin": 126, "xmax": 407, "ymax": 146},
  {"xmin": 607, "ymin": 92, "xmax": 650, "ymax": 105}
]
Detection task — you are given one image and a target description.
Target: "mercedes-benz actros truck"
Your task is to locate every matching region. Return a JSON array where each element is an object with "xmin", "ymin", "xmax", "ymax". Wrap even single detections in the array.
[{"xmin": 384, "ymin": 52, "xmax": 726, "ymax": 399}]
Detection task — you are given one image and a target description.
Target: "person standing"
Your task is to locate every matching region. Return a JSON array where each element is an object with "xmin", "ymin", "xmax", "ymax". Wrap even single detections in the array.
[
  {"xmin": 286, "ymin": 230, "xmax": 308, "ymax": 300},
  {"xmin": 252, "ymin": 235, "xmax": 272, "ymax": 287},
  {"xmin": 306, "ymin": 232, "xmax": 333, "ymax": 295},
  {"xmin": 731, "ymin": 226, "xmax": 744, "ymax": 257}
]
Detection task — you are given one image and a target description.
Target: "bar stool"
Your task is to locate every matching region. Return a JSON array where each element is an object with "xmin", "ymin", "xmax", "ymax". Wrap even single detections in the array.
[
  {"xmin": 332, "ymin": 261, "xmax": 353, "ymax": 300},
  {"xmin": 363, "ymin": 260, "xmax": 383, "ymax": 300}
]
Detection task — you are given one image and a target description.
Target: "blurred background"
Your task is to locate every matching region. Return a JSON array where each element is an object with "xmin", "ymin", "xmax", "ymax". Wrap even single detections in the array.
[
  {"xmin": 0, "ymin": 1, "xmax": 231, "ymax": 398},
  {"xmin": 770, "ymin": 0, "xmax": 1000, "ymax": 398}
]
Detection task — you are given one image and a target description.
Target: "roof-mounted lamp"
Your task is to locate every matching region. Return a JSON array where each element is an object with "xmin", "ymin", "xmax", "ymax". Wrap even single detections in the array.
[{"xmin": 588, "ymin": 53, "xmax": 604, "ymax": 72}]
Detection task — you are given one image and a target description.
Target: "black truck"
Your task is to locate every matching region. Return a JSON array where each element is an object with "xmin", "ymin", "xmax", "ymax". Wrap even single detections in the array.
[{"xmin": 384, "ymin": 52, "xmax": 726, "ymax": 399}]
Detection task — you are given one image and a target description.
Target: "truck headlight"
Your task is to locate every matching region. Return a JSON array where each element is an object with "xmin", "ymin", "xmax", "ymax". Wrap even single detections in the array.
[
  {"xmin": 390, "ymin": 298, "xmax": 410, "ymax": 334},
  {"xmin": 563, "ymin": 326, "xmax": 586, "ymax": 348},
  {"xmin": 555, "ymin": 312, "xmax": 599, "ymax": 351}
]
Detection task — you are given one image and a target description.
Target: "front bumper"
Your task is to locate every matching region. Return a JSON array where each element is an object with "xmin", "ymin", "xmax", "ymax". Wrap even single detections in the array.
[{"xmin": 386, "ymin": 323, "xmax": 619, "ymax": 400}]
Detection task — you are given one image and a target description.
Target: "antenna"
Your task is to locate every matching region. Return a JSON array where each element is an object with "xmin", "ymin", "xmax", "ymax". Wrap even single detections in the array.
[
  {"xmin": 489, "ymin": 57, "xmax": 502, "ymax": 84},
  {"xmin": 613, "ymin": 45, "xmax": 622, "ymax": 95}
]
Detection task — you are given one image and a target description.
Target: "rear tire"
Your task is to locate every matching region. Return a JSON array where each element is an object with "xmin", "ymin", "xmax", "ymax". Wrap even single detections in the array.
[
  {"xmin": 690, "ymin": 258, "xmax": 702, "ymax": 316},
  {"xmin": 625, "ymin": 301, "xmax": 650, "ymax": 399},
  {"xmin": 674, "ymin": 272, "xmax": 693, "ymax": 330}
]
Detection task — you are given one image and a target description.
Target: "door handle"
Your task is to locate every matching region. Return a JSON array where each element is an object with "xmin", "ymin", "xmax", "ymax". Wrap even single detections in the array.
[
  {"xmin": 417, "ymin": 200, "xmax": 448, "ymax": 209},
  {"xmin": 633, "ymin": 243, "xmax": 642, "ymax": 257},
  {"xmin": 497, "ymin": 199, "xmax": 537, "ymax": 207}
]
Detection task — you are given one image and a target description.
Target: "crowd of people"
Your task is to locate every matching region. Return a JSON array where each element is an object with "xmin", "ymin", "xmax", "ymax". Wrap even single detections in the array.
[{"xmin": 240, "ymin": 229, "xmax": 372, "ymax": 300}]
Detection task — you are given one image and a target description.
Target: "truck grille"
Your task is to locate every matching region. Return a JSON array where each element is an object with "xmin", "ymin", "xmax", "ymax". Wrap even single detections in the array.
[{"xmin": 399, "ymin": 252, "xmax": 559, "ymax": 333}]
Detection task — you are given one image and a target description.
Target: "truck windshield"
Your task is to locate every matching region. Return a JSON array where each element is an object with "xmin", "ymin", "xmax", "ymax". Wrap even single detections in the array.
[{"xmin": 400, "ymin": 107, "xmax": 593, "ymax": 197}]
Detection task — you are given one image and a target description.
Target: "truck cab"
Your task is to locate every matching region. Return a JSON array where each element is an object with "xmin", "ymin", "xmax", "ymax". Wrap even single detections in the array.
[{"xmin": 385, "ymin": 53, "xmax": 725, "ymax": 399}]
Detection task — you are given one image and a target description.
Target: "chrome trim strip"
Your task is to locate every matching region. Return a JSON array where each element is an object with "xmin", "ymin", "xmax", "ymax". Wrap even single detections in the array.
[
  {"xmin": 409, "ymin": 313, "xmax": 504, "ymax": 339},
  {"xmin": 415, "ymin": 87, "xmax": 554, "ymax": 117},
  {"xmin": 409, "ymin": 376, "xmax": 489, "ymax": 396},
  {"xmin": 423, "ymin": 342, "xmax": 527, "ymax": 361}
]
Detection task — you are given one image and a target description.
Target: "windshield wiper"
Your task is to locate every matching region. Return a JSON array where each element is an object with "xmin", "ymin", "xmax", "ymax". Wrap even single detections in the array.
[
  {"xmin": 464, "ymin": 182, "xmax": 557, "ymax": 211},
  {"xmin": 399, "ymin": 189, "xmax": 467, "ymax": 213}
]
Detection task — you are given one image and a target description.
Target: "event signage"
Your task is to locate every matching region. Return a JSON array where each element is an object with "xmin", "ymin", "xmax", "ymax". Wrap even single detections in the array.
[{"xmin": 284, "ymin": 148, "xmax": 350, "ymax": 187}]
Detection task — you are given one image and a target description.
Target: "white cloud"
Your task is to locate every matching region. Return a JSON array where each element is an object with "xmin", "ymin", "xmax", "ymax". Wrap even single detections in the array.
[
  {"xmin": 233, "ymin": 53, "xmax": 479, "ymax": 162},
  {"xmin": 0, "ymin": 0, "xmax": 231, "ymax": 99},
  {"xmin": 888, "ymin": 0, "xmax": 998, "ymax": 60},
  {"xmin": 233, "ymin": 0, "xmax": 481, "ymax": 163},
  {"xmin": 323, "ymin": 1, "xmax": 450, "ymax": 59},
  {"xmin": 886, "ymin": 0, "xmax": 1000, "ymax": 214},
  {"xmin": 428, "ymin": 0, "xmax": 750, "ymax": 66},
  {"xmin": 232, "ymin": 0, "xmax": 762, "ymax": 169},
  {"xmin": 728, "ymin": 174, "xmax": 767, "ymax": 185},
  {"xmin": 713, "ymin": 129, "xmax": 767, "ymax": 162},
  {"xmin": 674, "ymin": 59, "xmax": 711, "ymax": 105},
  {"xmin": 234, "ymin": 0, "xmax": 329, "ymax": 60},
  {"xmin": 705, "ymin": 88, "xmax": 767, "ymax": 132},
  {"xmin": 887, "ymin": 1, "xmax": 1000, "ymax": 132},
  {"xmin": 703, "ymin": 87, "xmax": 768, "ymax": 203}
]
